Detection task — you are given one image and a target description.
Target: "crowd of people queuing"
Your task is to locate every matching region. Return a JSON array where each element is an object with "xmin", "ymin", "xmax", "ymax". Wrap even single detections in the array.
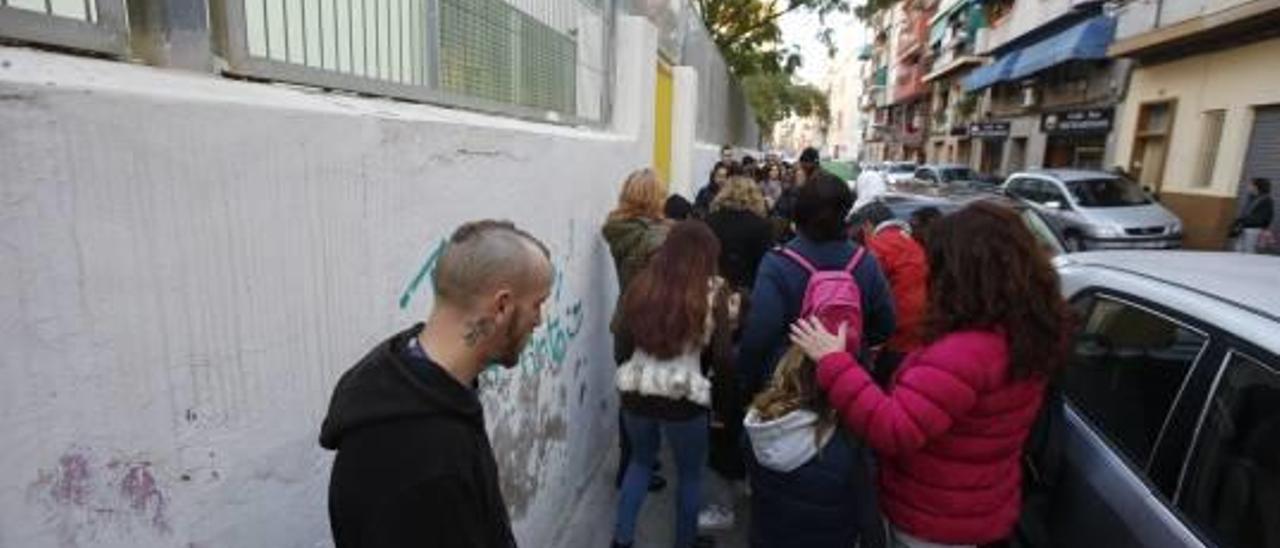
[
  {"xmin": 602, "ymin": 145, "xmax": 1071, "ymax": 548},
  {"xmin": 316, "ymin": 144, "xmax": 1070, "ymax": 548}
]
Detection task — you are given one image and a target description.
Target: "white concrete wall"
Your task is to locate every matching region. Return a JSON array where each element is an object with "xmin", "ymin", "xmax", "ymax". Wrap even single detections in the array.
[
  {"xmin": 692, "ymin": 142, "xmax": 722, "ymax": 196},
  {"xmin": 0, "ymin": 16, "xmax": 663, "ymax": 548},
  {"xmin": 671, "ymin": 67, "xmax": 700, "ymax": 198}
]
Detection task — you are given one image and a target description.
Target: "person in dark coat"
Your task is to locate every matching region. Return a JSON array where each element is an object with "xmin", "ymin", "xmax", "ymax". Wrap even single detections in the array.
[
  {"xmin": 694, "ymin": 163, "xmax": 732, "ymax": 218},
  {"xmin": 665, "ymin": 194, "xmax": 694, "ymax": 220},
  {"xmin": 706, "ymin": 176, "xmax": 774, "ymax": 291},
  {"xmin": 321, "ymin": 220, "xmax": 553, "ymax": 548},
  {"xmin": 736, "ymin": 171, "xmax": 896, "ymax": 400},
  {"xmin": 1233, "ymin": 177, "xmax": 1274, "ymax": 253},
  {"xmin": 735, "ymin": 172, "xmax": 893, "ymax": 548},
  {"xmin": 744, "ymin": 347, "xmax": 885, "ymax": 548},
  {"xmin": 702, "ymin": 176, "xmax": 774, "ymax": 519}
]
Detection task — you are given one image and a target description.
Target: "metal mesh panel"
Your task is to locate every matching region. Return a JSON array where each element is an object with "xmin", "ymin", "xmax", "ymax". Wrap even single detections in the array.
[
  {"xmin": 518, "ymin": 15, "xmax": 576, "ymax": 113},
  {"xmin": 438, "ymin": 0, "xmax": 579, "ymax": 114},
  {"xmin": 439, "ymin": 0, "xmax": 517, "ymax": 104},
  {"xmin": 222, "ymin": 0, "xmax": 610, "ymax": 124}
]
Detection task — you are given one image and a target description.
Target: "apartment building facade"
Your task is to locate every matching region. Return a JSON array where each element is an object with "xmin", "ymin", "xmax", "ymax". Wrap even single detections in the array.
[{"xmin": 1109, "ymin": 0, "xmax": 1280, "ymax": 249}]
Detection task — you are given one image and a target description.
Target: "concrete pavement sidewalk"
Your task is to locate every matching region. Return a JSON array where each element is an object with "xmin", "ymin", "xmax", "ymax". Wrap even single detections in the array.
[{"xmin": 549, "ymin": 441, "xmax": 750, "ymax": 548}]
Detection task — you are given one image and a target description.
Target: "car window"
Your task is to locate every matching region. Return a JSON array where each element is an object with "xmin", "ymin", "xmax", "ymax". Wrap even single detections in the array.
[
  {"xmin": 1006, "ymin": 177, "xmax": 1031, "ymax": 199},
  {"xmin": 1041, "ymin": 181, "xmax": 1068, "ymax": 204},
  {"xmin": 939, "ymin": 167, "xmax": 976, "ymax": 182},
  {"xmin": 1064, "ymin": 295, "xmax": 1209, "ymax": 468},
  {"xmin": 1178, "ymin": 351, "xmax": 1280, "ymax": 548},
  {"xmin": 889, "ymin": 164, "xmax": 916, "ymax": 174},
  {"xmin": 1019, "ymin": 209, "xmax": 1065, "ymax": 256},
  {"xmin": 1066, "ymin": 178, "xmax": 1152, "ymax": 207},
  {"xmin": 915, "ymin": 169, "xmax": 936, "ymax": 182},
  {"xmin": 1021, "ymin": 180, "xmax": 1051, "ymax": 203}
]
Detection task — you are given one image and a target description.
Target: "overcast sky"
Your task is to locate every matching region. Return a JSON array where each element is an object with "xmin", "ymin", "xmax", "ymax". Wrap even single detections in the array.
[{"xmin": 779, "ymin": 8, "xmax": 866, "ymax": 85}]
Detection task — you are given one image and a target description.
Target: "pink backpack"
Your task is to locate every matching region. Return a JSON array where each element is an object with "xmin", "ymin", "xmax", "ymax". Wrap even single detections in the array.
[{"xmin": 778, "ymin": 247, "xmax": 867, "ymax": 350}]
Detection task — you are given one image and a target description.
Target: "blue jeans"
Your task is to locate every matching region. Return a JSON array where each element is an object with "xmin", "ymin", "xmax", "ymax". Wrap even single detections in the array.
[{"xmin": 614, "ymin": 410, "xmax": 709, "ymax": 547}]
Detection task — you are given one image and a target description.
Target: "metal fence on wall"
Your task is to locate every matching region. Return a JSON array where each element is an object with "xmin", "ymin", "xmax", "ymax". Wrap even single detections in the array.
[
  {"xmin": 214, "ymin": 0, "xmax": 612, "ymax": 124},
  {"xmin": 0, "ymin": 0, "xmax": 761, "ymax": 134},
  {"xmin": 0, "ymin": 0, "xmax": 128, "ymax": 55},
  {"xmin": 0, "ymin": 0, "xmax": 611, "ymax": 124}
]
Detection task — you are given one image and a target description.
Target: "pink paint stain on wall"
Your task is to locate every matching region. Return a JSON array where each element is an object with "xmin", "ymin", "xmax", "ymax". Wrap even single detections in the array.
[
  {"xmin": 50, "ymin": 452, "xmax": 92, "ymax": 507},
  {"xmin": 120, "ymin": 463, "xmax": 170, "ymax": 533},
  {"xmin": 27, "ymin": 447, "xmax": 174, "ymax": 545}
]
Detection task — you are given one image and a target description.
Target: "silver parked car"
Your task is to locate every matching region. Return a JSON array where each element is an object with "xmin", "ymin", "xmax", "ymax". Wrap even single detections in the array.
[
  {"xmin": 1002, "ymin": 170, "xmax": 1183, "ymax": 251},
  {"xmin": 905, "ymin": 164, "xmax": 1000, "ymax": 194},
  {"xmin": 882, "ymin": 161, "xmax": 918, "ymax": 185},
  {"xmin": 1019, "ymin": 251, "xmax": 1280, "ymax": 548}
]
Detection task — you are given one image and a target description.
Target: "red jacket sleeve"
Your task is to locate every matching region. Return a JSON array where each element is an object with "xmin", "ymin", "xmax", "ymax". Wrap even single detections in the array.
[{"xmin": 817, "ymin": 351, "xmax": 979, "ymax": 457}]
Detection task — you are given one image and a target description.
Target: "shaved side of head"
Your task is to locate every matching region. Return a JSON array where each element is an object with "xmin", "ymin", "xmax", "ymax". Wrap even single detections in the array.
[{"xmin": 432, "ymin": 220, "xmax": 552, "ymax": 309}]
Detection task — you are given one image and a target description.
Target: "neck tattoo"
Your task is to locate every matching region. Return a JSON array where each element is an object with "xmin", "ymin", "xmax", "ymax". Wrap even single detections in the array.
[{"xmin": 463, "ymin": 317, "xmax": 495, "ymax": 348}]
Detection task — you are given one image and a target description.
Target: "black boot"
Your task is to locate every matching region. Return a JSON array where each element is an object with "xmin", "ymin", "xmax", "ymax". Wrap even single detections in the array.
[{"xmin": 648, "ymin": 474, "xmax": 667, "ymax": 492}]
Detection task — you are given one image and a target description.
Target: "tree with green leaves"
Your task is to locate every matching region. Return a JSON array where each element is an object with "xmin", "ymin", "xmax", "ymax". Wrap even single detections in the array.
[
  {"xmin": 694, "ymin": 0, "xmax": 849, "ymax": 137},
  {"xmin": 742, "ymin": 71, "xmax": 830, "ymax": 136},
  {"xmin": 696, "ymin": 0, "xmax": 851, "ymax": 75}
]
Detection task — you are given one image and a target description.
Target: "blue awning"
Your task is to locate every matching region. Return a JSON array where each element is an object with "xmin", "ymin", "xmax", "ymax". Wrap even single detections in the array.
[
  {"xmin": 1009, "ymin": 15, "xmax": 1116, "ymax": 80},
  {"xmin": 962, "ymin": 50, "xmax": 1020, "ymax": 92}
]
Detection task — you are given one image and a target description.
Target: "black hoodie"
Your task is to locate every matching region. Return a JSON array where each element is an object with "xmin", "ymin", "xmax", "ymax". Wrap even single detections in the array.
[{"xmin": 320, "ymin": 324, "xmax": 516, "ymax": 548}]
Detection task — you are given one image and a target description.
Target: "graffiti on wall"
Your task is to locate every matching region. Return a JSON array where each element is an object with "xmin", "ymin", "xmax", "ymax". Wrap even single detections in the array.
[{"xmin": 396, "ymin": 223, "xmax": 587, "ymax": 382}]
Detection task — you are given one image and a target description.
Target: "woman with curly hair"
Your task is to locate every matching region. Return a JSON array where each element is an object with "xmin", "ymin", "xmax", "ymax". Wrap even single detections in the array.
[
  {"xmin": 707, "ymin": 176, "xmax": 774, "ymax": 290},
  {"xmin": 791, "ymin": 201, "xmax": 1071, "ymax": 548},
  {"xmin": 701, "ymin": 176, "xmax": 774, "ymax": 526}
]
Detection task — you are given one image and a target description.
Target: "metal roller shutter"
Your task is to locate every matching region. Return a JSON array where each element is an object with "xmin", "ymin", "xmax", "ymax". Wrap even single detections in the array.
[{"xmin": 1241, "ymin": 106, "xmax": 1280, "ymax": 229}]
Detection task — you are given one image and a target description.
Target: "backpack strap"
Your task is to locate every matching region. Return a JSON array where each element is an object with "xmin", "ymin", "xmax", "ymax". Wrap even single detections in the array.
[
  {"xmin": 777, "ymin": 247, "xmax": 817, "ymax": 274},
  {"xmin": 844, "ymin": 247, "xmax": 867, "ymax": 272}
]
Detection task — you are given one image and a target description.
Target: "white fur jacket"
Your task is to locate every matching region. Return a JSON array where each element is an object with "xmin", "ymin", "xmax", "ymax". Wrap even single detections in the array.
[{"xmin": 615, "ymin": 276, "xmax": 740, "ymax": 407}]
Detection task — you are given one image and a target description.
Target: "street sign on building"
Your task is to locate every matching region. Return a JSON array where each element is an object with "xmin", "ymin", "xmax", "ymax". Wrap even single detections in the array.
[
  {"xmin": 969, "ymin": 121, "xmax": 1011, "ymax": 138},
  {"xmin": 1042, "ymin": 108, "xmax": 1114, "ymax": 134}
]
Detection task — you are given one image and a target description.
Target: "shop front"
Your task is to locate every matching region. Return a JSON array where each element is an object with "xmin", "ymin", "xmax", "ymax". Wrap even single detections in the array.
[
  {"xmin": 1042, "ymin": 107, "xmax": 1113, "ymax": 170},
  {"xmin": 971, "ymin": 121, "xmax": 1010, "ymax": 176}
]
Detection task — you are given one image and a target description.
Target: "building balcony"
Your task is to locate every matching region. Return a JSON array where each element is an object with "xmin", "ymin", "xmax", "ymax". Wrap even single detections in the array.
[
  {"xmin": 897, "ymin": 7, "xmax": 934, "ymax": 61},
  {"xmin": 861, "ymin": 88, "xmax": 886, "ymax": 110},
  {"xmin": 924, "ymin": 29, "xmax": 985, "ymax": 81},
  {"xmin": 979, "ymin": 0, "xmax": 1083, "ymax": 55},
  {"xmin": 894, "ymin": 63, "xmax": 928, "ymax": 103},
  {"xmin": 864, "ymin": 65, "xmax": 889, "ymax": 91},
  {"xmin": 1110, "ymin": 0, "xmax": 1280, "ymax": 60}
]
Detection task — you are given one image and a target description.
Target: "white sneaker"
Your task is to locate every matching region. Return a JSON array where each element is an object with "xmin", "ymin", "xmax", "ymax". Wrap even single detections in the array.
[{"xmin": 697, "ymin": 504, "xmax": 735, "ymax": 531}]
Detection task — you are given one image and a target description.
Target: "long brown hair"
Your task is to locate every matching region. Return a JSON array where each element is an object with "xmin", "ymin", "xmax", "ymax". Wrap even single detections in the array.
[
  {"xmin": 608, "ymin": 168, "xmax": 665, "ymax": 222},
  {"xmin": 622, "ymin": 221, "xmax": 720, "ymax": 359},
  {"xmin": 751, "ymin": 347, "xmax": 836, "ymax": 443},
  {"xmin": 923, "ymin": 201, "xmax": 1071, "ymax": 379}
]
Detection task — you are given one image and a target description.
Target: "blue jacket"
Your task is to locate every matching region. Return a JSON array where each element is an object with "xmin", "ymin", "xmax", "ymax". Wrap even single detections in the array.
[
  {"xmin": 745, "ymin": 430, "xmax": 886, "ymax": 548},
  {"xmin": 736, "ymin": 236, "xmax": 896, "ymax": 399}
]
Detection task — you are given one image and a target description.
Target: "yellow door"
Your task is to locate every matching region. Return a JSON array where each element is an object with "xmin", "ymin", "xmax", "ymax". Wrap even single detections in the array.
[{"xmin": 654, "ymin": 61, "xmax": 674, "ymax": 188}]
